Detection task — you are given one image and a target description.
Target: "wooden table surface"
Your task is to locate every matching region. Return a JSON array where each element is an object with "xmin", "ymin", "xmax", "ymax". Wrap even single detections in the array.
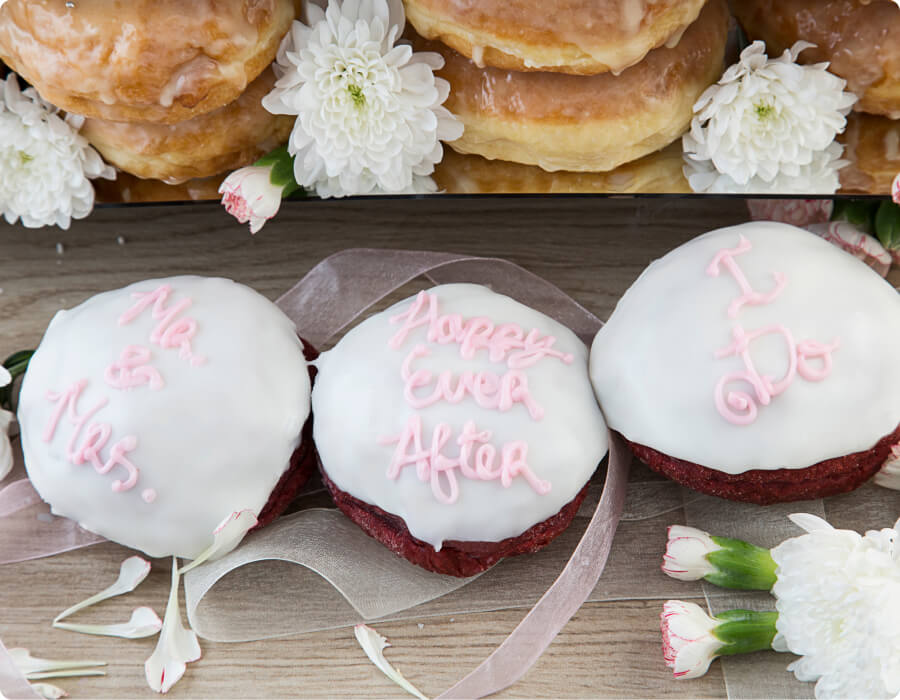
[{"xmin": 1, "ymin": 197, "xmax": 895, "ymax": 699}]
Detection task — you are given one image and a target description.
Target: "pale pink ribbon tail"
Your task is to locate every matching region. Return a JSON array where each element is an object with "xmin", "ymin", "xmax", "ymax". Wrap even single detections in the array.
[
  {"xmin": 0, "ymin": 477, "xmax": 105, "ymax": 564},
  {"xmin": 438, "ymin": 432, "xmax": 630, "ymax": 699},
  {"xmin": 0, "ymin": 639, "xmax": 40, "ymax": 699}
]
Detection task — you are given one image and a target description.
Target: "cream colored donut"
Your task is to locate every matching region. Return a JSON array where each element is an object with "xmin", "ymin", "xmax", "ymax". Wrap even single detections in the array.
[
  {"xmin": 427, "ymin": 0, "xmax": 728, "ymax": 173},
  {"xmin": 730, "ymin": 0, "xmax": 900, "ymax": 119},
  {"xmin": 403, "ymin": 0, "xmax": 709, "ymax": 75},
  {"xmin": 80, "ymin": 69, "xmax": 293, "ymax": 184},
  {"xmin": 0, "ymin": 0, "xmax": 296, "ymax": 123}
]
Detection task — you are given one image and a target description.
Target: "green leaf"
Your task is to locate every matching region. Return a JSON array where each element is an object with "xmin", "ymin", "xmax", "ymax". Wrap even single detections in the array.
[
  {"xmin": 1, "ymin": 349, "xmax": 34, "ymax": 410},
  {"xmin": 831, "ymin": 199, "xmax": 879, "ymax": 233},
  {"xmin": 874, "ymin": 201, "xmax": 900, "ymax": 250},
  {"xmin": 255, "ymin": 145, "xmax": 303, "ymax": 197}
]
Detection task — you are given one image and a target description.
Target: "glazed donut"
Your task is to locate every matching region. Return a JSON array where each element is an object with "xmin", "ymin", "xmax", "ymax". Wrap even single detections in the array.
[
  {"xmin": 80, "ymin": 69, "xmax": 293, "ymax": 184},
  {"xmin": 0, "ymin": 0, "xmax": 296, "ymax": 124},
  {"xmin": 838, "ymin": 112, "xmax": 900, "ymax": 194},
  {"xmin": 730, "ymin": 0, "xmax": 900, "ymax": 118},
  {"xmin": 427, "ymin": 0, "xmax": 728, "ymax": 173},
  {"xmin": 403, "ymin": 0, "xmax": 708, "ymax": 75},
  {"xmin": 433, "ymin": 144, "xmax": 690, "ymax": 194}
]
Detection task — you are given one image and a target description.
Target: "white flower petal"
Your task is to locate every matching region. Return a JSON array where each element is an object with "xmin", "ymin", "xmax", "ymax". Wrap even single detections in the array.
[
  {"xmin": 771, "ymin": 516, "xmax": 900, "ymax": 698},
  {"xmin": 662, "ymin": 525, "xmax": 721, "ymax": 580},
  {"xmin": 9, "ymin": 649, "xmax": 106, "ymax": 679},
  {"xmin": 144, "ymin": 560, "xmax": 201, "ymax": 694},
  {"xmin": 354, "ymin": 624, "xmax": 428, "ymax": 700},
  {"xmin": 0, "ymin": 367, "xmax": 11, "ymax": 388},
  {"xmin": 54, "ymin": 607, "xmax": 162, "ymax": 639},
  {"xmin": 660, "ymin": 601, "xmax": 722, "ymax": 680},
  {"xmin": 53, "ymin": 556, "xmax": 151, "ymax": 623},
  {"xmin": 29, "ymin": 682, "xmax": 68, "ymax": 699},
  {"xmin": 178, "ymin": 509, "xmax": 258, "ymax": 574}
]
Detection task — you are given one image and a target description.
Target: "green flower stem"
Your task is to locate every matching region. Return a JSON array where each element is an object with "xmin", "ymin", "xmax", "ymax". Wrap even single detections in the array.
[
  {"xmin": 254, "ymin": 146, "xmax": 304, "ymax": 199},
  {"xmin": 706, "ymin": 535, "xmax": 778, "ymax": 591},
  {"xmin": 713, "ymin": 609, "xmax": 779, "ymax": 656},
  {"xmin": 1, "ymin": 349, "xmax": 34, "ymax": 410}
]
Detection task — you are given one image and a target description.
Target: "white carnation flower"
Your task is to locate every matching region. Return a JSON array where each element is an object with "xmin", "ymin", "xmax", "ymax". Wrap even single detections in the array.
[
  {"xmin": 771, "ymin": 514, "xmax": 900, "ymax": 699},
  {"xmin": 683, "ymin": 41, "xmax": 856, "ymax": 194},
  {"xmin": 0, "ymin": 74, "xmax": 114, "ymax": 229},
  {"xmin": 262, "ymin": 0, "xmax": 463, "ymax": 198}
]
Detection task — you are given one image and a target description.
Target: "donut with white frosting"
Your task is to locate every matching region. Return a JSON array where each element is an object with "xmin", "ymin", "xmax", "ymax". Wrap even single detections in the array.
[
  {"xmin": 590, "ymin": 222, "xmax": 900, "ymax": 503},
  {"xmin": 18, "ymin": 276, "xmax": 313, "ymax": 559},
  {"xmin": 312, "ymin": 283, "xmax": 608, "ymax": 576}
]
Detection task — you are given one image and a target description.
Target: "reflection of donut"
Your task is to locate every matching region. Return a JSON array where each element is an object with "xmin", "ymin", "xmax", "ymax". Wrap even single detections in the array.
[
  {"xmin": 93, "ymin": 173, "xmax": 224, "ymax": 204},
  {"xmin": 81, "ymin": 69, "xmax": 292, "ymax": 185},
  {"xmin": 838, "ymin": 112, "xmax": 900, "ymax": 195},
  {"xmin": 425, "ymin": 0, "xmax": 728, "ymax": 173},
  {"xmin": 433, "ymin": 144, "xmax": 689, "ymax": 194},
  {"xmin": 0, "ymin": 0, "xmax": 296, "ymax": 124},
  {"xmin": 403, "ymin": 0, "xmax": 708, "ymax": 75},
  {"xmin": 730, "ymin": 0, "xmax": 900, "ymax": 118}
]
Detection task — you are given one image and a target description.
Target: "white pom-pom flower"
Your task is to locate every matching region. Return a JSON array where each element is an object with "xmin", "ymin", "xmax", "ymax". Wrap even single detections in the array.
[
  {"xmin": 771, "ymin": 514, "xmax": 900, "ymax": 699},
  {"xmin": 683, "ymin": 41, "xmax": 856, "ymax": 194},
  {"xmin": 262, "ymin": 0, "xmax": 463, "ymax": 198},
  {"xmin": 0, "ymin": 73, "xmax": 114, "ymax": 229}
]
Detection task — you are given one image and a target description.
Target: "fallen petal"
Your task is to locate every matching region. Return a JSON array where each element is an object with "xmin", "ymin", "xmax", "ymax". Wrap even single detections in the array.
[
  {"xmin": 144, "ymin": 559, "xmax": 202, "ymax": 694},
  {"xmin": 9, "ymin": 649, "xmax": 106, "ymax": 677},
  {"xmin": 54, "ymin": 556, "xmax": 151, "ymax": 623},
  {"xmin": 25, "ymin": 670, "xmax": 105, "ymax": 681},
  {"xmin": 353, "ymin": 624, "xmax": 428, "ymax": 700},
  {"xmin": 179, "ymin": 510, "xmax": 257, "ymax": 574},
  {"xmin": 29, "ymin": 682, "xmax": 68, "ymax": 699},
  {"xmin": 54, "ymin": 607, "xmax": 162, "ymax": 639}
]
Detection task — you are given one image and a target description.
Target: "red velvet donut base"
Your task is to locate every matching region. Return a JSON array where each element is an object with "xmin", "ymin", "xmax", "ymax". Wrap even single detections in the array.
[
  {"xmin": 626, "ymin": 423, "xmax": 900, "ymax": 505},
  {"xmin": 320, "ymin": 467, "xmax": 591, "ymax": 577},
  {"xmin": 255, "ymin": 338, "xmax": 319, "ymax": 529}
]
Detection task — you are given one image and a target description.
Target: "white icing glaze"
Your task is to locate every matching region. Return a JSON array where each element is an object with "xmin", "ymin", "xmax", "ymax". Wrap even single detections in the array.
[
  {"xmin": 590, "ymin": 222, "xmax": 900, "ymax": 474},
  {"xmin": 312, "ymin": 284, "xmax": 608, "ymax": 550},
  {"xmin": 18, "ymin": 276, "xmax": 311, "ymax": 559}
]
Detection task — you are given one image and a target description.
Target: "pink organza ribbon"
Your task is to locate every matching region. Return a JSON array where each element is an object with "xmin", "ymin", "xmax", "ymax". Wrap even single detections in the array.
[
  {"xmin": 0, "ymin": 466, "xmax": 105, "ymax": 565},
  {"xmin": 0, "ymin": 639, "xmax": 39, "ymax": 700}
]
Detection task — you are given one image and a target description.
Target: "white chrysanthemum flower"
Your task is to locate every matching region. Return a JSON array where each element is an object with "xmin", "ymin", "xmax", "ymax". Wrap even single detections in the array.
[
  {"xmin": 0, "ymin": 74, "xmax": 114, "ymax": 229},
  {"xmin": 262, "ymin": 0, "xmax": 462, "ymax": 198},
  {"xmin": 683, "ymin": 41, "xmax": 856, "ymax": 194},
  {"xmin": 771, "ymin": 513, "xmax": 900, "ymax": 699}
]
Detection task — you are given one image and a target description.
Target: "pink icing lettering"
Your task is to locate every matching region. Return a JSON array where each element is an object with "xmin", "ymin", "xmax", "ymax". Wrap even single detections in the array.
[
  {"xmin": 707, "ymin": 238, "xmax": 841, "ymax": 425},
  {"xmin": 401, "ymin": 344, "xmax": 544, "ymax": 420},
  {"xmin": 104, "ymin": 345, "xmax": 164, "ymax": 391},
  {"xmin": 707, "ymin": 235, "xmax": 787, "ymax": 319},
  {"xmin": 379, "ymin": 415, "xmax": 551, "ymax": 505},
  {"xmin": 797, "ymin": 339, "xmax": 840, "ymax": 381},
  {"xmin": 118, "ymin": 285, "xmax": 206, "ymax": 366},
  {"xmin": 388, "ymin": 291, "xmax": 573, "ymax": 369},
  {"xmin": 44, "ymin": 380, "xmax": 144, "ymax": 494}
]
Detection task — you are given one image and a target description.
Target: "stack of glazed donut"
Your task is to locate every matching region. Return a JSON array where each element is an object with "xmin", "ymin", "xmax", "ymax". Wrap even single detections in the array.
[
  {"xmin": 728, "ymin": 0, "xmax": 900, "ymax": 194},
  {"xmin": 0, "ymin": 0, "xmax": 300, "ymax": 195},
  {"xmin": 425, "ymin": 0, "xmax": 730, "ymax": 194}
]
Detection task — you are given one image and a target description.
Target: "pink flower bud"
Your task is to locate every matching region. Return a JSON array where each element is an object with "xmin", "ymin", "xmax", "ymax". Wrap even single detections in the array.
[
  {"xmin": 662, "ymin": 525, "xmax": 721, "ymax": 581},
  {"xmin": 806, "ymin": 222, "xmax": 892, "ymax": 278},
  {"xmin": 661, "ymin": 601, "xmax": 723, "ymax": 679},
  {"xmin": 219, "ymin": 166, "xmax": 283, "ymax": 235}
]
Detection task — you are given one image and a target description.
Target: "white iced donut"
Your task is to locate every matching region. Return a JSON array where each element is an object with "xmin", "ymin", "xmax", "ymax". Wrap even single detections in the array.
[
  {"xmin": 312, "ymin": 283, "xmax": 608, "ymax": 575},
  {"xmin": 590, "ymin": 222, "xmax": 900, "ymax": 502},
  {"xmin": 18, "ymin": 276, "xmax": 311, "ymax": 559}
]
